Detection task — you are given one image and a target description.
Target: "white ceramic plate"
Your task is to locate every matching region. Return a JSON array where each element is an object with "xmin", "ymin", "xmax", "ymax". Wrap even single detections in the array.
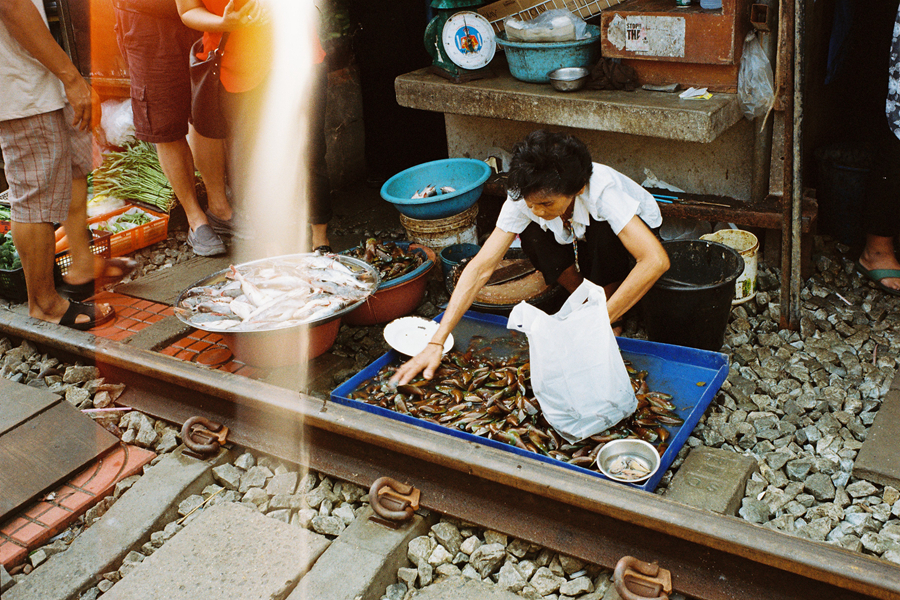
[{"xmin": 383, "ymin": 316, "xmax": 454, "ymax": 356}]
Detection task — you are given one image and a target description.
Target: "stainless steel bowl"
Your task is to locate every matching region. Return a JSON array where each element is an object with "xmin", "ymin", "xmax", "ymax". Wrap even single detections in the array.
[
  {"xmin": 596, "ymin": 439, "xmax": 660, "ymax": 484},
  {"xmin": 548, "ymin": 67, "xmax": 590, "ymax": 92}
]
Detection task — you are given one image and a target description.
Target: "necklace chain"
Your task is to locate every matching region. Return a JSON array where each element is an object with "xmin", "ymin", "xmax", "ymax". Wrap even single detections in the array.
[{"xmin": 564, "ymin": 218, "xmax": 582, "ymax": 273}]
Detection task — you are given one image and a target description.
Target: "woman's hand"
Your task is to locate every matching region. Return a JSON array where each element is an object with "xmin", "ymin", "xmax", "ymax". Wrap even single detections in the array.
[
  {"xmin": 389, "ymin": 344, "xmax": 444, "ymax": 386},
  {"xmin": 221, "ymin": 0, "xmax": 263, "ymax": 29}
]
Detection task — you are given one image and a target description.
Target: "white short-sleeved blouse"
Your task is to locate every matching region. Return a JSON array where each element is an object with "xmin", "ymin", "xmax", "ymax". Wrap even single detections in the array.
[{"xmin": 495, "ymin": 163, "xmax": 663, "ymax": 245}]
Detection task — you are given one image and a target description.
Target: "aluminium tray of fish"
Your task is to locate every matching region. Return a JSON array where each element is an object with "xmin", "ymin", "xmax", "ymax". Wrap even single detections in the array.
[
  {"xmin": 332, "ymin": 311, "xmax": 729, "ymax": 491},
  {"xmin": 174, "ymin": 254, "xmax": 380, "ymax": 332}
]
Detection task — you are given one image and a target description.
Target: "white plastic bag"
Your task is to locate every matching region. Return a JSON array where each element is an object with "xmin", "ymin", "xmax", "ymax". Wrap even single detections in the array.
[
  {"xmin": 738, "ymin": 32, "xmax": 775, "ymax": 120},
  {"xmin": 504, "ymin": 9, "xmax": 588, "ymax": 43},
  {"xmin": 100, "ymin": 99, "xmax": 135, "ymax": 147},
  {"xmin": 507, "ymin": 280, "xmax": 637, "ymax": 443}
]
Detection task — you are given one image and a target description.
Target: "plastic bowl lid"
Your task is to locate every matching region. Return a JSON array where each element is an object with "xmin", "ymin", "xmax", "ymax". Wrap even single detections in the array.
[{"xmin": 383, "ymin": 316, "xmax": 454, "ymax": 356}]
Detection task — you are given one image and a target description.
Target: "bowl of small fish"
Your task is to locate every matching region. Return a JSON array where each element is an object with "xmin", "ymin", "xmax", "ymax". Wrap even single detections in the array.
[
  {"xmin": 341, "ymin": 240, "xmax": 436, "ymax": 326},
  {"xmin": 596, "ymin": 439, "xmax": 661, "ymax": 484},
  {"xmin": 380, "ymin": 158, "xmax": 491, "ymax": 220},
  {"xmin": 174, "ymin": 253, "xmax": 379, "ymax": 367}
]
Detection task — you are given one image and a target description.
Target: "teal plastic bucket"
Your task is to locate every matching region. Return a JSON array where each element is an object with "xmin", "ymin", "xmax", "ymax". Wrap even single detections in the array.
[
  {"xmin": 496, "ymin": 25, "xmax": 600, "ymax": 83},
  {"xmin": 439, "ymin": 243, "xmax": 480, "ymax": 292}
]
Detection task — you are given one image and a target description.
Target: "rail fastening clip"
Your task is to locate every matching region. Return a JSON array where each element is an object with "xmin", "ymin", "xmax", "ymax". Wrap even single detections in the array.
[
  {"xmin": 369, "ymin": 477, "xmax": 420, "ymax": 522},
  {"xmin": 181, "ymin": 416, "xmax": 229, "ymax": 455}
]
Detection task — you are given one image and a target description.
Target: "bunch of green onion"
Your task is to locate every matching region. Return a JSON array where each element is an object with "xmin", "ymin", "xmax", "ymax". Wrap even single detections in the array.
[{"xmin": 90, "ymin": 142, "xmax": 175, "ymax": 213}]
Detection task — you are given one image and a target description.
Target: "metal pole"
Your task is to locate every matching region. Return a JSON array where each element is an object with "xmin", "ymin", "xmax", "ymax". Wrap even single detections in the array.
[
  {"xmin": 789, "ymin": 0, "xmax": 804, "ymax": 330},
  {"xmin": 779, "ymin": 0, "xmax": 794, "ymax": 329}
]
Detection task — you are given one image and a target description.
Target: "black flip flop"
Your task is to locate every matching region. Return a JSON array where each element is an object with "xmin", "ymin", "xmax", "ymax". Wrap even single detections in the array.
[
  {"xmin": 313, "ymin": 245, "xmax": 333, "ymax": 255},
  {"xmin": 58, "ymin": 300, "xmax": 115, "ymax": 331}
]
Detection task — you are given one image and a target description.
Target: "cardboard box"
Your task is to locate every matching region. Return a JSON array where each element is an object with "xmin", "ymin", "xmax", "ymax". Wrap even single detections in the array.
[{"xmin": 478, "ymin": 0, "xmax": 625, "ymax": 33}]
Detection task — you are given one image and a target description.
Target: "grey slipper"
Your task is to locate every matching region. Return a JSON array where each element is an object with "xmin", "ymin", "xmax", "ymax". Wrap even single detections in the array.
[
  {"xmin": 188, "ymin": 224, "xmax": 227, "ymax": 256},
  {"xmin": 206, "ymin": 210, "xmax": 255, "ymax": 240}
]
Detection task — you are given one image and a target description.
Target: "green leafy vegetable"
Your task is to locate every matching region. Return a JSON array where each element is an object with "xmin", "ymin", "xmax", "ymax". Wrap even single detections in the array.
[
  {"xmin": 91, "ymin": 142, "xmax": 175, "ymax": 213},
  {"xmin": 0, "ymin": 233, "xmax": 22, "ymax": 271}
]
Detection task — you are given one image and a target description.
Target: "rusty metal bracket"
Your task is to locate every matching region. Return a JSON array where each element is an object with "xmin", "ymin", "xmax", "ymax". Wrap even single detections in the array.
[
  {"xmin": 750, "ymin": 4, "xmax": 771, "ymax": 32},
  {"xmin": 369, "ymin": 477, "xmax": 420, "ymax": 522},
  {"xmin": 181, "ymin": 416, "xmax": 228, "ymax": 455},
  {"xmin": 614, "ymin": 556, "xmax": 673, "ymax": 600}
]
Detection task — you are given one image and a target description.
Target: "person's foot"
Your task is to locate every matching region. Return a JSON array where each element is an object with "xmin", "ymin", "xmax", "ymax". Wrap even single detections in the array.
[
  {"xmin": 187, "ymin": 224, "xmax": 227, "ymax": 256},
  {"xmin": 30, "ymin": 297, "xmax": 115, "ymax": 329},
  {"xmin": 206, "ymin": 210, "xmax": 255, "ymax": 240},
  {"xmin": 858, "ymin": 247, "xmax": 900, "ymax": 293}
]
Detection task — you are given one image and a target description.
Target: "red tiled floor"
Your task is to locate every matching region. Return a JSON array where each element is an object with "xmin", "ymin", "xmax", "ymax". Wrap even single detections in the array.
[
  {"xmin": 0, "ymin": 539, "xmax": 27, "ymax": 567},
  {"xmin": 159, "ymin": 330, "xmax": 258, "ymax": 376},
  {"xmin": 0, "ymin": 443, "xmax": 156, "ymax": 569},
  {"xmin": 81, "ymin": 292, "xmax": 173, "ymax": 342}
]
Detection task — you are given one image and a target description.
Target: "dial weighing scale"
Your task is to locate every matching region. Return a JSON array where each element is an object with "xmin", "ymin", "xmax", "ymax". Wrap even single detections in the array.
[{"xmin": 424, "ymin": 0, "xmax": 496, "ymax": 83}]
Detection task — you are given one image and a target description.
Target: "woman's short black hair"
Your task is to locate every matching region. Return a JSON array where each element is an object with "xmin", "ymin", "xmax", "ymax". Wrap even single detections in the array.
[{"xmin": 506, "ymin": 130, "xmax": 593, "ymax": 201}]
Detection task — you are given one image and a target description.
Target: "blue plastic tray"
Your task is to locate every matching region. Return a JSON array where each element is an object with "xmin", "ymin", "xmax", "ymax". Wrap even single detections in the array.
[{"xmin": 331, "ymin": 310, "xmax": 729, "ymax": 492}]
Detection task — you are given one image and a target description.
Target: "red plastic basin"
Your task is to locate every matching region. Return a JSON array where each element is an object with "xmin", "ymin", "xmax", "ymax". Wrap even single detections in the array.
[{"xmin": 343, "ymin": 244, "xmax": 436, "ymax": 326}]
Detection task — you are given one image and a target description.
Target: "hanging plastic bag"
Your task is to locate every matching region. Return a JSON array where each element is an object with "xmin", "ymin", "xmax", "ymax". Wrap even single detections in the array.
[
  {"xmin": 738, "ymin": 32, "xmax": 775, "ymax": 120},
  {"xmin": 507, "ymin": 279, "xmax": 637, "ymax": 443},
  {"xmin": 100, "ymin": 99, "xmax": 135, "ymax": 147}
]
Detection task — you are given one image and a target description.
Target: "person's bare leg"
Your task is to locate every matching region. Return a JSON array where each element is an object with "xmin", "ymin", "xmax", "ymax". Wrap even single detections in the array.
[
  {"xmin": 188, "ymin": 126, "xmax": 232, "ymax": 221},
  {"xmin": 311, "ymin": 223, "xmax": 329, "ymax": 249},
  {"xmin": 859, "ymin": 233, "xmax": 900, "ymax": 291},
  {"xmin": 11, "ymin": 221, "xmax": 110, "ymax": 325},
  {"xmin": 60, "ymin": 175, "xmax": 93, "ymax": 285},
  {"xmin": 557, "ymin": 264, "xmax": 583, "ymax": 293},
  {"xmin": 156, "ymin": 138, "xmax": 211, "ymax": 232}
]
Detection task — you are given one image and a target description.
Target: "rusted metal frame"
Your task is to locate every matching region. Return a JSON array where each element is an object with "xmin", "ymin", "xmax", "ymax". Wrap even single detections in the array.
[
  {"xmin": 2, "ymin": 315, "xmax": 897, "ymax": 599},
  {"xmin": 789, "ymin": 0, "xmax": 805, "ymax": 329},
  {"xmin": 777, "ymin": 0, "xmax": 797, "ymax": 330}
]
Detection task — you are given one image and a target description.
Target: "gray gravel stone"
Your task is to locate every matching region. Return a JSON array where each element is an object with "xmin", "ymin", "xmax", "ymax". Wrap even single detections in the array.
[
  {"xmin": 431, "ymin": 521, "xmax": 463, "ymax": 555},
  {"xmin": 530, "ymin": 566, "xmax": 565, "ymax": 596},
  {"xmin": 469, "ymin": 543, "xmax": 506, "ymax": 578},
  {"xmin": 805, "ymin": 473, "xmax": 836, "ymax": 501}
]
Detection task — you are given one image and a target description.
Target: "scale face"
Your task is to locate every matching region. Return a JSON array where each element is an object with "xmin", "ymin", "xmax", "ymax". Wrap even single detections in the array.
[{"xmin": 440, "ymin": 11, "xmax": 495, "ymax": 70}]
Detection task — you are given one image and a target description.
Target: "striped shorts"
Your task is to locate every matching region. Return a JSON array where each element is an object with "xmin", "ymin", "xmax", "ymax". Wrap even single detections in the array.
[{"xmin": 0, "ymin": 105, "xmax": 92, "ymax": 224}]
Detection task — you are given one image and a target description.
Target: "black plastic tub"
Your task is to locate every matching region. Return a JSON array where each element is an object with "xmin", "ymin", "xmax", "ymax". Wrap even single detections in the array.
[{"xmin": 642, "ymin": 240, "xmax": 744, "ymax": 351}]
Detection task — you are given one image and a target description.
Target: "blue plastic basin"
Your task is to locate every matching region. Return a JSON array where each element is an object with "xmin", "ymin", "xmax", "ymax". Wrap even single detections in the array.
[
  {"xmin": 496, "ymin": 25, "xmax": 601, "ymax": 84},
  {"xmin": 381, "ymin": 158, "xmax": 491, "ymax": 220}
]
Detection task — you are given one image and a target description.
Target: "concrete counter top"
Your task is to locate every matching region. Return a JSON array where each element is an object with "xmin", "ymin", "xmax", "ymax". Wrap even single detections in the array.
[{"xmin": 395, "ymin": 60, "xmax": 743, "ymax": 144}]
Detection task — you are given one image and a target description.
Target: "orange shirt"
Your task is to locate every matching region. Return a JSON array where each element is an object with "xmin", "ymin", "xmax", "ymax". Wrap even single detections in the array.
[{"xmin": 200, "ymin": 0, "xmax": 273, "ymax": 93}]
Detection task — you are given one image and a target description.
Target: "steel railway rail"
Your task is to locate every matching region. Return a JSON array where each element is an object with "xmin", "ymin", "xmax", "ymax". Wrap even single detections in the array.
[{"xmin": 2, "ymin": 311, "xmax": 897, "ymax": 600}]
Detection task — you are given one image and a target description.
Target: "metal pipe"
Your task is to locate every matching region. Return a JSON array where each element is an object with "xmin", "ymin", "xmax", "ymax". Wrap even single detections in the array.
[
  {"xmin": 778, "ymin": 0, "xmax": 794, "ymax": 329},
  {"xmin": 789, "ymin": 0, "xmax": 804, "ymax": 330}
]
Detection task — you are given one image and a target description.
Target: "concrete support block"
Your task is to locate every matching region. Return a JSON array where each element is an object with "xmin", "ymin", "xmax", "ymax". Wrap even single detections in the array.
[
  {"xmin": 6, "ymin": 448, "xmax": 227, "ymax": 600},
  {"xmin": 664, "ymin": 447, "xmax": 758, "ymax": 515},
  {"xmin": 288, "ymin": 507, "xmax": 435, "ymax": 600}
]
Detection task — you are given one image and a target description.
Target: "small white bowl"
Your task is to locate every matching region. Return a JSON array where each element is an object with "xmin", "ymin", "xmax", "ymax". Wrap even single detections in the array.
[
  {"xmin": 383, "ymin": 316, "xmax": 454, "ymax": 356},
  {"xmin": 596, "ymin": 439, "xmax": 661, "ymax": 484}
]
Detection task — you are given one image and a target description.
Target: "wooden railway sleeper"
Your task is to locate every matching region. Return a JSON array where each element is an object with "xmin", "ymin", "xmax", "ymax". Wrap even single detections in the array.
[
  {"xmin": 369, "ymin": 477, "xmax": 420, "ymax": 522},
  {"xmin": 181, "ymin": 416, "xmax": 229, "ymax": 455},
  {"xmin": 614, "ymin": 556, "xmax": 673, "ymax": 600}
]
